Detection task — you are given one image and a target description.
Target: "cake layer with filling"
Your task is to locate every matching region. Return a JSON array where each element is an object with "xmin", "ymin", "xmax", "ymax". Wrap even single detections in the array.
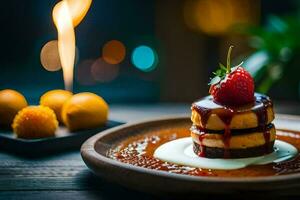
[
  {"xmin": 191, "ymin": 124, "xmax": 276, "ymax": 149},
  {"xmin": 191, "ymin": 124, "xmax": 274, "ymax": 135},
  {"xmin": 191, "ymin": 93, "xmax": 274, "ymax": 130}
]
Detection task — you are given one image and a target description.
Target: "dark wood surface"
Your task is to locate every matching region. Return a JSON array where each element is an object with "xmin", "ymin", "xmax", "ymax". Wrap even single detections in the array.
[
  {"xmin": 0, "ymin": 104, "xmax": 189, "ymax": 200},
  {"xmin": 1, "ymin": 103, "xmax": 300, "ymax": 200}
]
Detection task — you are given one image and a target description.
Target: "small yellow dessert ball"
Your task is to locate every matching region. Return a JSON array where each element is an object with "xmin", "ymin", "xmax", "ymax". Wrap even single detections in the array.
[
  {"xmin": 12, "ymin": 106, "xmax": 58, "ymax": 139},
  {"xmin": 62, "ymin": 92, "xmax": 109, "ymax": 131},
  {"xmin": 0, "ymin": 89, "xmax": 28, "ymax": 127},
  {"xmin": 40, "ymin": 89, "xmax": 73, "ymax": 123}
]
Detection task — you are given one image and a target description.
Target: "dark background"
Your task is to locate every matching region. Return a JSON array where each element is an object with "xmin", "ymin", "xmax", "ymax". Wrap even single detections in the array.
[{"xmin": 0, "ymin": 0, "xmax": 298, "ymax": 104}]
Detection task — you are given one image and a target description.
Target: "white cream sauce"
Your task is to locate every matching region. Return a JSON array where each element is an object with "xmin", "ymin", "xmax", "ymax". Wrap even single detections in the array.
[{"xmin": 154, "ymin": 138, "xmax": 298, "ymax": 170}]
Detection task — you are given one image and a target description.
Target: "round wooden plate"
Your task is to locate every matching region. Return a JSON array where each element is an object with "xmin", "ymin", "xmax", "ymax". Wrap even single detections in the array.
[{"xmin": 81, "ymin": 114, "xmax": 300, "ymax": 196}]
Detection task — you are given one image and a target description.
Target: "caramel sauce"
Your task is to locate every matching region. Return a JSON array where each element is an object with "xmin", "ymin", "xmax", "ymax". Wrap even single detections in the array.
[
  {"xmin": 107, "ymin": 126, "xmax": 300, "ymax": 177},
  {"xmin": 191, "ymin": 93, "xmax": 273, "ymax": 158}
]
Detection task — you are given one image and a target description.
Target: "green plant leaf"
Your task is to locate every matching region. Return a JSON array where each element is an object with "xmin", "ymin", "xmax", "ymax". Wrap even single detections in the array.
[
  {"xmin": 243, "ymin": 51, "xmax": 270, "ymax": 79},
  {"xmin": 268, "ymin": 15, "xmax": 287, "ymax": 33}
]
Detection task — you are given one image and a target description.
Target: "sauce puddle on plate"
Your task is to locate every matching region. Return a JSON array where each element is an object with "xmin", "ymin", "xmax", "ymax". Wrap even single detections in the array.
[{"xmin": 107, "ymin": 126, "xmax": 300, "ymax": 177}]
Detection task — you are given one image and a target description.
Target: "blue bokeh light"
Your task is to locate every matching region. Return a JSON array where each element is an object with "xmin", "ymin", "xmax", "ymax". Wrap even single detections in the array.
[{"xmin": 131, "ymin": 45, "xmax": 157, "ymax": 72}]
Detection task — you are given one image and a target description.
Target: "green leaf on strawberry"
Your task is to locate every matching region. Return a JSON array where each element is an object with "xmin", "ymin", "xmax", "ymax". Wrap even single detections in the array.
[
  {"xmin": 209, "ymin": 46, "xmax": 244, "ymax": 86},
  {"xmin": 209, "ymin": 46, "xmax": 234, "ymax": 85},
  {"xmin": 209, "ymin": 46, "xmax": 255, "ymax": 106}
]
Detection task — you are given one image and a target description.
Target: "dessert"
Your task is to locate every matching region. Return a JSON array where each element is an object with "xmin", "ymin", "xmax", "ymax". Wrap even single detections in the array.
[
  {"xmin": 109, "ymin": 124, "xmax": 299, "ymax": 177},
  {"xmin": 12, "ymin": 106, "xmax": 58, "ymax": 139},
  {"xmin": 40, "ymin": 89, "xmax": 73, "ymax": 123},
  {"xmin": 0, "ymin": 89, "xmax": 28, "ymax": 127},
  {"xmin": 62, "ymin": 92, "xmax": 109, "ymax": 131},
  {"xmin": 191, "ymin": 46, "xmax": 275, "ymax": 158},
  {"xmin": 107, "ymin": 46, "xmax": 298, "ymax": 176}
]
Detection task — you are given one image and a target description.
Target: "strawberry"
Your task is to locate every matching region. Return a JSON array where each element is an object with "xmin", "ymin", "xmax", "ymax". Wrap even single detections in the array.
[{"xmin": 209, "ymin": 46, "xmax": 254, "ymax": 106}]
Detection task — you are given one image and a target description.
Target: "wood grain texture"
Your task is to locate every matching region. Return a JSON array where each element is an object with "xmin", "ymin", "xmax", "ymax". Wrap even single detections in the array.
[
  {"xmin": 0, "ymin": 189, "xmax": 156, "ymax": 200},
  {"xmin": 0, "ymin": 151, "xmax": 158, "ymax": 199},
  {"xmin": 0, "ymin": 105, "xmax": 189, "ymax": 199}
]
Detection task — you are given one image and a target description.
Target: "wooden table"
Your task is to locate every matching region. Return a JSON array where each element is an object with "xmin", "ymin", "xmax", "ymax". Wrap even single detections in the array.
[
  {"xmin": 0, "ymin": 103, "xmax": 299, "ymax": 199},
  {"xmin": 0, "ymin": 104, "xmax": 189, "ymax": 200}
]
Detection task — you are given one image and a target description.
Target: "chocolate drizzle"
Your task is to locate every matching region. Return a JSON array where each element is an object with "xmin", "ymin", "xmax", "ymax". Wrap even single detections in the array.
[
  {"xmin": 198, "ymin": 134, "xmax": 206, "ymax": 157},
  {"xmin": 252, "ymin": 94, "xmax": 273, "ymax": 152},
  {"xmin": 195, "ymin": 107, "xmax": 211, "ymax": 127},
  {"xmin": 216, "ymin": 109, "xmax": 235, "ymax": 158},
  {"xmin": 191, "ymin": 93, "xmax": 273, "ymax": 158}
]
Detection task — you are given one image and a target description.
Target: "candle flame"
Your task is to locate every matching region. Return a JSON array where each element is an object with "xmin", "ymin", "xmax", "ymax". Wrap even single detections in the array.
[{"xmin": 52, "ymin": 0, "xmax": 92, "ymax": 91}]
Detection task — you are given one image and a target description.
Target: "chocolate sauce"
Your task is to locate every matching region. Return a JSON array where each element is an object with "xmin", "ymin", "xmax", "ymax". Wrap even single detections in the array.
[
  {"xmin": 252, "ymin": 94, "xmax": 273, "ymax": 152},
  {"xmin": 263, "ymin": 129, "xmax": 271, "ymax": 152},
  {"xmin": 198, "ymin": 134, "xmax": 206, "ymax": 157},
  {"xmin": 191, "ymin": 93, "xmax": 273, "ymax": 158},
  {"xmin": 216, "ymin": 109, "xmax": 235, "ymax": 158},
  {"xmin": 191, "ymin": 96, "xmax": 221, "ymax": 127}
]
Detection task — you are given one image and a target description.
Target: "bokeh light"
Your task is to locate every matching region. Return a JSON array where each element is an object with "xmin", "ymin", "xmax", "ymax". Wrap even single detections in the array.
[
  {"xmin": 91, "ymin": 58, "xmax": 119, "ymax": 82},
  {"xmin": 76, "ymin": 59, "xmax": 97, "ymax": 85},
  {"xmin": 40, "ymin": 40, "xmax": 62, "ymax": 71},
  {"xmin": 102, "ymin": 40, "xmax": 126, "ymax": 64},
  {"xmin": 184, "ymin": 0, "xmax": 259, "ymax": 36},
  {"xmin": 131, "ymin": 45, "xmax": 157, "ymax": 72}
]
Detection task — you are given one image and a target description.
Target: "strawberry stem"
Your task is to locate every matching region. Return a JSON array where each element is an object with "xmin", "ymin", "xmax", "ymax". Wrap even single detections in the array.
[{"xmin": 226, "ymin": 45, "xmax": 234, "ymax": 73}]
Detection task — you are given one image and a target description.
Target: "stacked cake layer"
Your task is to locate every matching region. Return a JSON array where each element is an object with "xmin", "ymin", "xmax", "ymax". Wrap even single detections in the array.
[{"xmin": 190, "ymin": 93, "xmax": 275, "ymax": 158}]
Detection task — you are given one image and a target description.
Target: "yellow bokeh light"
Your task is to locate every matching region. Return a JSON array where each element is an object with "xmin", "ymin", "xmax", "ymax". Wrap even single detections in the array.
[
  {"xmin": 184, "ymin": 0, "xmax": 259, "ymax": 36},
  {"xmin": 102, "ymin": 40, "xmax": 126, "ymax": 65},
  {"xmin": 40, "ymin": 40, "xmax": 62, "ymax": 72}
]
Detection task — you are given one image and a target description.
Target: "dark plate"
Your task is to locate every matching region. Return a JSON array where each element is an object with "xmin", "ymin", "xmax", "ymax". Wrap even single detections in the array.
[
  {"xmin": 0, "ymin": 120, "xmax": 123, "ymax": 157},
  {"xmin": 81, "ymin": 115, "xmax": 300, "ymax": 196}
]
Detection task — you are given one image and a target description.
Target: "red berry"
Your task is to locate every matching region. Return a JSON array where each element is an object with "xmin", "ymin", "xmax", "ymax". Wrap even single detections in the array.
[{"xmin": 210, "ymin": 67, "xmax": 254, "ymax": 106}]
